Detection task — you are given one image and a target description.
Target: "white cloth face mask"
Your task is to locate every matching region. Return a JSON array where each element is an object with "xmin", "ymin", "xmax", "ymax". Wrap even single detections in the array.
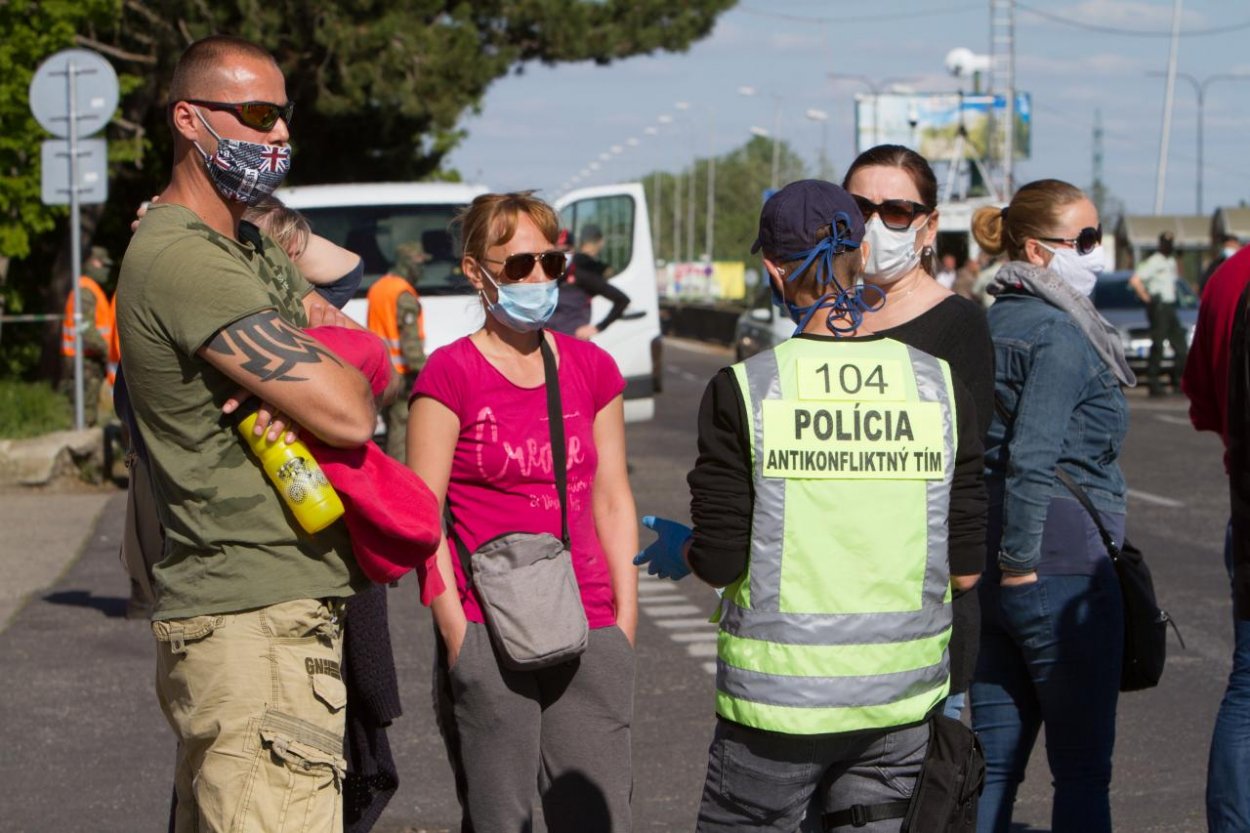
[
  {"xmin": 1040, "ymin": 243, "xmax": 1105, "ymax": 296},
  {"xmin": 862, "ymin": 216, "xmax": 922, "ymax": 285}
]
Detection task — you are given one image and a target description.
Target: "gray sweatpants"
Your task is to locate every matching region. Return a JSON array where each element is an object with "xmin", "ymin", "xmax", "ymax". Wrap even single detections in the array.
[{"xmin": 434, "ymin": 621, "xmax": 636, "ymax": 833}]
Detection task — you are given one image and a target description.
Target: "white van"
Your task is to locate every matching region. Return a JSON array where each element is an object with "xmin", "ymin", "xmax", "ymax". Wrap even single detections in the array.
[{"xmin": 277, "ymin": 182, "xmax": 663, "ymax": 422}]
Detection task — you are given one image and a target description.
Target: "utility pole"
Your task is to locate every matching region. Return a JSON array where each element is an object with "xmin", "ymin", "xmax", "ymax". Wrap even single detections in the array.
[
  {"xmin": 1091, "ymin": 109, "xmax": 1107, "ymax": 219},
  {"xmin": 1154, "ymin": 0, "xmax": 1184, "ymax": 215},
  {"xmin": 988, "ymin": 0, "xmax": 1017, "ymax": 197}
]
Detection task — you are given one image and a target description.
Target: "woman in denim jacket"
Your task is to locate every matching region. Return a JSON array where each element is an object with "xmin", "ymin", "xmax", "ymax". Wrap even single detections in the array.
[{"xmin": 969, "ymin": 179, "xmax": 1135, "ymax": 833}]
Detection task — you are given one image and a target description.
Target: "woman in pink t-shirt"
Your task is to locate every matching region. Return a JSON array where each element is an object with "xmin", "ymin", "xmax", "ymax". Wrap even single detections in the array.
[{"xmin": 407, "ymin": 192, "xmax": 638, "ymax": 832}]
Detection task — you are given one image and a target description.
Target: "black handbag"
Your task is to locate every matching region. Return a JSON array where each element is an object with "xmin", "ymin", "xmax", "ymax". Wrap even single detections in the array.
[{"xmin": 1052, "ymin": 468, "xmax": 1179, "ymax": 692}]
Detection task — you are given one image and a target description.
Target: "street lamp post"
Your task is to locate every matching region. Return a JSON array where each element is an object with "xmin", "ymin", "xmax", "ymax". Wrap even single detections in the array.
[
  {"xmin": 1148, "ymin": 70, "xmax": 1250, "ymax": 215},
  {"xmin": 805, "ymin": 108, "xmax": 830, "ymax": 179},
  {"xmin": 739, "ymin": 86, "xmax": 783, "ymax": 190}
]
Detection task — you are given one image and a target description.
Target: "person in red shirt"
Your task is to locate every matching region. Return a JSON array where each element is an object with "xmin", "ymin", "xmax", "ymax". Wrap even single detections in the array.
[{"xmin": 1181, "ymin": 243, "xmax": 1250, "ymax": 832}]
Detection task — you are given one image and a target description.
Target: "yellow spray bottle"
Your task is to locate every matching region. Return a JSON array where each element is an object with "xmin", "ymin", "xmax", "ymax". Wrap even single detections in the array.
[{"xmin": 237, "ymin": 408, "xmax": 344, "ymax": 534}]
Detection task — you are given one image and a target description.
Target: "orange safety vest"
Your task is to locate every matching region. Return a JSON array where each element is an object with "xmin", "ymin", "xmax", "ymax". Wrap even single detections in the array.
[
  {"xmin": 106, "ymin": 293, "xmax": 121, "ymax": 385},
  {"xmin": 61, "ymin": 276, "xmax": 112, "ymax": 358},
  {"xmin": 367, "ymin": 274, "xmax": 423, "ymax": 374}
]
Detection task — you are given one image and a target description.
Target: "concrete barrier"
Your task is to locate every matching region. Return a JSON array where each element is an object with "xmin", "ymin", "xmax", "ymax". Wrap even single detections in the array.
[
  {"xmin": 659, "ymin": 300, "xmax": 744, "ymax": 347},
  {"xmin": 0, "ymin": 428, "xmax": 104, "ymax": 487}
]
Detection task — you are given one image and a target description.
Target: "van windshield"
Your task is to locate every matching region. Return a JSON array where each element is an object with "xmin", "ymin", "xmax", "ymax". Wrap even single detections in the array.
[{"xmin": 298, "ymin": 204, "xmax": 472, "ymax": 297}]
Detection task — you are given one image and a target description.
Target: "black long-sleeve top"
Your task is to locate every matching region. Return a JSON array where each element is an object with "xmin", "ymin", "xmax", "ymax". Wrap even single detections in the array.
[{"xmin": 686, "ymin": 333, "xmax": 987, "ymax": 587}]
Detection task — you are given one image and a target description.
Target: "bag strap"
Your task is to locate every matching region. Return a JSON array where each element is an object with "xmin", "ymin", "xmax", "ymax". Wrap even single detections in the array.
[
  {"xmin": 444, "ymin": 331, "xmax": 570, "ymax": 583},
  {"xmin": 540, "ymin": 332, "xmax": 571, "ymax": 548},
  {"xmin": 993, "ymin": 395, "xmax": 1120, "ymax": 559},
  {"xmin": 822, "ymin": 800, "xmax": 910, "ymax": 830}
]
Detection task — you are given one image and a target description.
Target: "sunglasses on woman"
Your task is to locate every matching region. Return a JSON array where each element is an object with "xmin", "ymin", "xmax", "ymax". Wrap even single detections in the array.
[
  {"xmin": 1038, "ymin": 225, "xmax": 1102, "ymax": 256},
  {"xmin": 184, "ymin": 99, "xmax": 295, "ymax": 131},
  {"xmin": 852, "ymin": 195, "xmax": 932, "ymax": 231},
  {"xmin": 481, "ymin": 250, "xmax": 572, "ymax": 282}
]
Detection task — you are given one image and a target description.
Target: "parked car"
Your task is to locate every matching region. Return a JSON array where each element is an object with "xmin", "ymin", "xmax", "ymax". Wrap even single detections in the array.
[
  {"xmin": 733, "ymin": 285, "xmax": 792, "ymax": 361},
  {"xmin": 1092, "ymin": 269, "xmax": 1198, "ymax": 373},
  {"xmin": 277, "ymin": 181, "xmax": 663, "ymax": 423}
]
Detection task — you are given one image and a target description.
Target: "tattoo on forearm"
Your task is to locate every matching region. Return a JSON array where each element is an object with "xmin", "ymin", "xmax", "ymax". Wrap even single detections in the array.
[{"xmin": 207, "ymin": 312, "xmax": 341, "ymax": 382}]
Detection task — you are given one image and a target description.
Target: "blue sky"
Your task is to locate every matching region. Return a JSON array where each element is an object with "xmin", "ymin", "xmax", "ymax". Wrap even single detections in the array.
[{"xmin": 444, "ymin": 0, "xmax": 1250, "ymax": 217}]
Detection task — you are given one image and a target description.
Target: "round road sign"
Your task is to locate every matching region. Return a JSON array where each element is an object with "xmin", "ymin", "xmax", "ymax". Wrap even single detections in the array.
[{"xmin": 29, "ymin": 48, "xmax": 119, "ymax": 139}]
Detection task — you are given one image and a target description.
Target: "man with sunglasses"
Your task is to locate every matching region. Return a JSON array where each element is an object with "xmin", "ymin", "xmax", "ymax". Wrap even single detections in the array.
[
  {"xmin": 115, "ymin": 35, "xmax": 374, "ymax": 833},
  {"xmin": 1130, "ymin": 231, "xmax": 1189, "ymax": 396}
]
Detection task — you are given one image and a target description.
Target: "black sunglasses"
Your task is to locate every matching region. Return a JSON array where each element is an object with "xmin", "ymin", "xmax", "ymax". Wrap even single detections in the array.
[
  {"xmin": 184, "ymin": 99, "xmax": 294, "ymax": 131},
  {"xmin": 482, "ymin": 250, "xmax": 571, "ymax": 282},
  {"xmin": 1038, "ymin": 225, "xmax": 1103, "ymax": 256},
  {"xmin": 852, "ymin": 195, "xmax": 932, "ymax": 231}
]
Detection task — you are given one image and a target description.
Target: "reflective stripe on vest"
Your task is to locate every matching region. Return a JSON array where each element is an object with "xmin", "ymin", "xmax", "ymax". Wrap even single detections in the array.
[
  {"xmin": 366, "ymin": 275, "xmax": 418, "ymax": 374},
  {"xmin": 717, "ymin": 337, "xmax": 957, "ymax": 735},
  {"xmin": 62, "ymin": 277, "xmax": 112, "ymax": 357}
]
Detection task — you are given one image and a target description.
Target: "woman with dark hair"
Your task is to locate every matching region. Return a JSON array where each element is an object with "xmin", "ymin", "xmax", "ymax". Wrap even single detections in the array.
[
  {"xmin": 843, "ymin": 145, "xmax": 994, "ymax": 720},
  {"xmin": 970, "ymin": 179, "xmax": 1130, "ymax": 833},
  {"xmin": 407, "ymin": 192, "xmax": 638, "ymax": 832}
]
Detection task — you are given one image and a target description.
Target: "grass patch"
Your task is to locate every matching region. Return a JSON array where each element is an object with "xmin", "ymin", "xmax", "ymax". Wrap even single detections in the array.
[{"xmin": 0, "ymin": 379, "xmax": 73, "ymax": 439}]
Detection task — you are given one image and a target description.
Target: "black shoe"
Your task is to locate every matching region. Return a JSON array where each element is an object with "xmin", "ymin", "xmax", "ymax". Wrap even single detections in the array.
[{"xmin": 1148, "ymin": 388, "xmax": 1168, "ymax": 398}]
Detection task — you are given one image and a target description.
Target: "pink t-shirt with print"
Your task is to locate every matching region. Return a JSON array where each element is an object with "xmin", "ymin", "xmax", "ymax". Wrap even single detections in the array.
[{"xmin": 412, "ymin": 331, "xmax": 626, "ymax": 629}]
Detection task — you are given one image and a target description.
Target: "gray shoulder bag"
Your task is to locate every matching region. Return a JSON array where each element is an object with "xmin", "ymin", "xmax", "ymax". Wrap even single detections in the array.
[{"xmin": 445, "ymin": 333, "xmax": 589, "ymax": 670}]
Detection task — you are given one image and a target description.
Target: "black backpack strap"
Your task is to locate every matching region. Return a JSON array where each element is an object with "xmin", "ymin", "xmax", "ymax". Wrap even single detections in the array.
[
  {"xmin": 823, "ymin": 800, "xmax": 911, "ymax": 830},
  {"xmin": 993, "ymin": 394, "xmax": 1119, "ymax": 557}
]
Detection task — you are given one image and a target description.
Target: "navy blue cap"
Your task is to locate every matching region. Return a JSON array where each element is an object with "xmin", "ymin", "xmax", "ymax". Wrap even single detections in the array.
[{"xmin": 750, "ymin": 179, "xmax": 866, "ymax": 256}]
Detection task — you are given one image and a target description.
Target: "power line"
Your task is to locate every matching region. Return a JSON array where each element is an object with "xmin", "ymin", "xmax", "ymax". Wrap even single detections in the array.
[
  {"xmin": 1017, "ymin": 3, "xmax": 1250, "ymax": 37},
  {"xmin": 735, "ymin": 3, "xmax": 982, "ymax": 24}
]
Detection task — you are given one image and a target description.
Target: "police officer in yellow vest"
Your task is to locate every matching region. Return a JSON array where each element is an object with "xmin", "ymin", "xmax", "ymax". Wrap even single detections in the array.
[
  {"xmin": 367, "ymin": 242, "xmax": 427, "ymax": 460},
  {"xmin": 60, "ymin": 246, "xmax": 114, "ymax": 426},
  {"xmin": 636, "ymin": 181, "xmax": 985, "ymax": 832}
]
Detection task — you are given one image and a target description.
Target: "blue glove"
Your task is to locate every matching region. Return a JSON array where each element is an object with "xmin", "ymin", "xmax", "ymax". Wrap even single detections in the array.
[{"xmin": 633, "ymin": 515, "xmax": 693, "ymax": 580}]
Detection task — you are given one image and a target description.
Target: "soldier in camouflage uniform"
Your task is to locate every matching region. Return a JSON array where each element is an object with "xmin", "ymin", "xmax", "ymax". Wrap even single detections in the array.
[
  {"xmin": 60, "ymin": 246, "xmax": 114, "ymax": 426},
  {"xmin": 367, "ymin": 242, "xmax": 427, "ymax": 461}
]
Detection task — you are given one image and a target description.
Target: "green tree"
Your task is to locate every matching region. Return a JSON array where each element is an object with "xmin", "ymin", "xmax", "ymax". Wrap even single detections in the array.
[{"xmin": 3, "ymin": 0, "xmax": 735, "ymax": 379}]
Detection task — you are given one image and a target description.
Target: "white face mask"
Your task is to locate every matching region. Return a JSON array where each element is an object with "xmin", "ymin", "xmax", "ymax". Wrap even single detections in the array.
[
  {"xmin": 862, "ymin": 216, "xmax": 922, "ymax": 285},
  {"xmin": 1225, "ymin": 247, "xmax": 1239, "ymax": 260},
  {"xmin": 1040, "ymin": 243, "xmax": 1105, "ymax": 296}
]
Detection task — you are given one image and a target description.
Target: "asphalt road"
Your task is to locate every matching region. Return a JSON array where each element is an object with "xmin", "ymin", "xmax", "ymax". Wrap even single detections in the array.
[{"xmin": 0, "ymin": 338, "xmax": 1231, "ymax": 832}]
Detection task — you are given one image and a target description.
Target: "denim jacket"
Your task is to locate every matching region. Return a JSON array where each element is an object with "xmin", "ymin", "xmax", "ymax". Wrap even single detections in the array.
[{"xmin": 986, "ymin": 288, "xmax": 1129, "ymax": 573}]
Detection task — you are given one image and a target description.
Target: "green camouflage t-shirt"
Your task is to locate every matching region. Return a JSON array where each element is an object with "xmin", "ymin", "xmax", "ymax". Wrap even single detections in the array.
[{"xmin": 116, "ymin": 203, "xmax": 361, "ymax": 620}]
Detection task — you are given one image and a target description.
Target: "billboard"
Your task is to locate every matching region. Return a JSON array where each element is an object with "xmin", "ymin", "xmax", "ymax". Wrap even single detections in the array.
[{"xmin": 854, "ymin": 92, "xmax": 1032, "ymax": 160}]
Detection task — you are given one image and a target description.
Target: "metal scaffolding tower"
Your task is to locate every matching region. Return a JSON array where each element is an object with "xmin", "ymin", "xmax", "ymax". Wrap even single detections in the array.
[{"xmin": 987, "ymin": 0, "xmax": 1016, "ymax": 198}]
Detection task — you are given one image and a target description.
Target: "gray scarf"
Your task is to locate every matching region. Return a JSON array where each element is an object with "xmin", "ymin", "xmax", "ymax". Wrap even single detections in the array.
[{"xmin": 989, "ymin": 261, "xmax": 1137, "ymax": 387}]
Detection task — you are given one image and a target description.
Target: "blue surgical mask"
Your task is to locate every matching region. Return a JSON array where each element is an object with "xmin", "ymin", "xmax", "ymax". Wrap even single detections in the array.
[
  {"xmin": 481, "ymin": 269, "xmax": 558, "ymax": 332},
  {"xmin": 193, "ymin": 109, "xmax": 291, "ymax": 206}
]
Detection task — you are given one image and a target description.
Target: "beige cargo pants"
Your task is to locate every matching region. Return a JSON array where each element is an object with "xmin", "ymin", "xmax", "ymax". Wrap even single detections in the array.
[{"xmin": 152, "ymin": 598, "xmax": 348, "ymax": 833}]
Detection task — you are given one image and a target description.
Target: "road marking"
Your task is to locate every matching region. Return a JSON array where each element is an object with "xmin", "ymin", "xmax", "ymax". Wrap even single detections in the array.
[
  {"xmin": 1154, "ymin": 414, "xmax": 1192, "ymax": 426},
  {"xmin": 1127, "ymin": 488, "xmax": 1184, "ymax": 508},
  {"xmin": 644, "ymin": 603, "xmax": 704, "ymax": 617},
  {"xmin": 637, "ymin": 572, "xmax": 720, "ymax": 674},
  {"xmin": 671, "ymin": 368, "xmax": 704, "ymax": 384},
  {"xmin": 655, "ymin": 617, "xmax": 716, "ymax": 629}
]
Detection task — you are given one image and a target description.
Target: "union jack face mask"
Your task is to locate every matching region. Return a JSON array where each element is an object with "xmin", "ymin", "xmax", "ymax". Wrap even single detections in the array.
[{"xmin": 192, "ymin": 107, "xmax": 291, "ymax": 207}]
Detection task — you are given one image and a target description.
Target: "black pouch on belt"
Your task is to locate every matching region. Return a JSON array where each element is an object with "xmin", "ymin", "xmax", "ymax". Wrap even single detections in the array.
[{"xmin": 823, "ymin": 712, "xmax": 985, "ymax": 832}]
